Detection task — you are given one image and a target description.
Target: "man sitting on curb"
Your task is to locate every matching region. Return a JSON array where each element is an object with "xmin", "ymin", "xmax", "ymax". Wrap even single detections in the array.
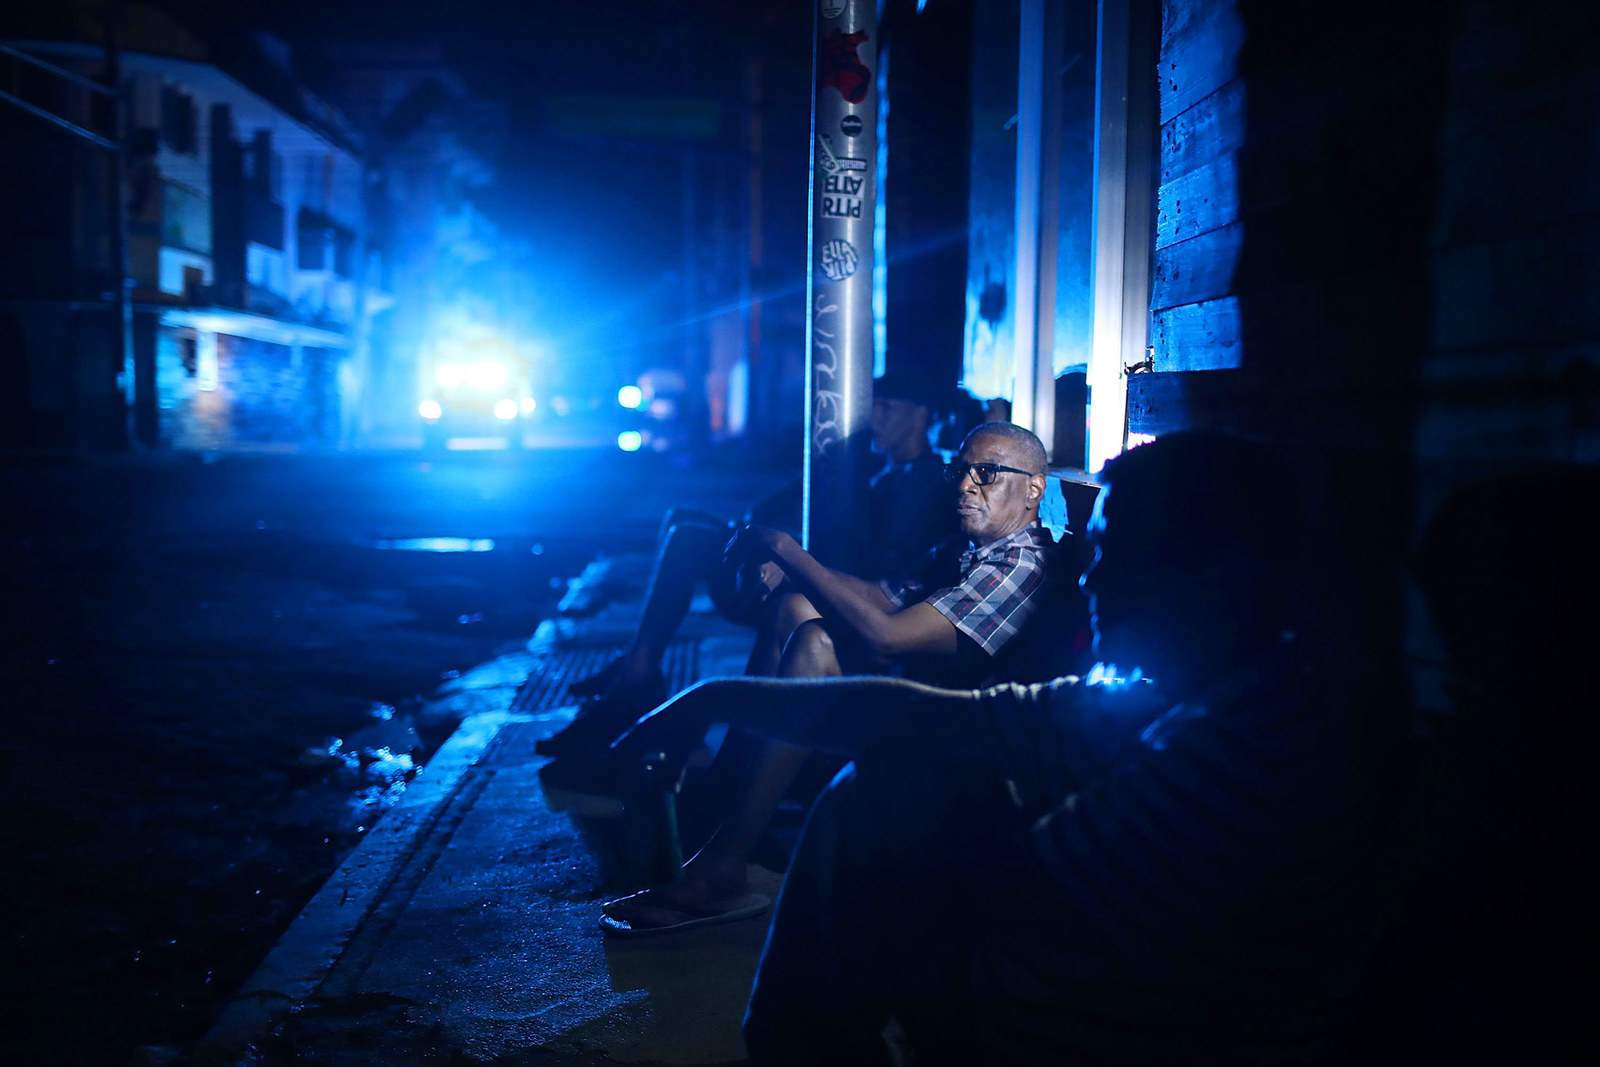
[
  {"xmin": 598, "ymin": 421, "xmax": 1057, "ymax": 936},
  {"xmin": 615, "ymin": 432, "xmax": 1387, "ymax": 1063},
  {"xmin": 537, "ymin": 368, "xmax": 955, "ymax": 760}
]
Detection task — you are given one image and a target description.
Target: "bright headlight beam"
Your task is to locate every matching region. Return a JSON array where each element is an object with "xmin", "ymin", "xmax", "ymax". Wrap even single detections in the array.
[
  {"xmin": 435, "ymin": 363, "xmax": 462, "ymax": 388},
  {"xmin": 468, "ymin": 361, "xmax": 508, "ymax": 391},
  {"xmin": 493, "ymin": 399, "xmax": 518, "ymax": 420},
  {"xmin": 419, "ymin": 399, "xmax": 443, "ymax": 420}
]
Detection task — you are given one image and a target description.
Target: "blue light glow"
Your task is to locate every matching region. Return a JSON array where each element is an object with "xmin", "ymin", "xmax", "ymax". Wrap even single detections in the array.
[
  {"xmin": 617, "ymin": 430, "xmax": 644, "ymax": 452},
  {"xmin": 1084, "ymin": 662, "xmax": 1145, "ymax": 689},
  {"xmin": 617, "ymin": 385, "xmax": 645, "ymax": 409},
  {"xmin": 370, "ymin": 538, "xmax": 495, "ymax": 553}
]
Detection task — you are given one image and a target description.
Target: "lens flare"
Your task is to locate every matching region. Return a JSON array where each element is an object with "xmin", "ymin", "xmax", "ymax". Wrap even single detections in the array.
[{"xmin": 467, "ymin": 361, "xmax": 508, "ymax": 390}]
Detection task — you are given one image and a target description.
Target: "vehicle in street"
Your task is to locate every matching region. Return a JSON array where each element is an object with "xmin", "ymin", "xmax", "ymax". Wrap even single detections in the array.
[{"xmin": 418, "ymin": 339, "xmax": 538, "ymax": 451}]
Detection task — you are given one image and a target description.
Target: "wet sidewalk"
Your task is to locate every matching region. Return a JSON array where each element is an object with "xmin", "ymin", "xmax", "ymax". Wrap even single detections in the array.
[{"xmin": 198, "ymin": 557, "xmax": 775, "ymax": 1065}]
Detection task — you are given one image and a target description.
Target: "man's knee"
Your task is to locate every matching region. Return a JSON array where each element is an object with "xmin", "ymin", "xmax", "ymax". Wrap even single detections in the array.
[
  {"xmin": 781, "ymin": 618, "xmax": 840, "ymax": 678},
  {"xmin": 766, "ymin": 590, "xmax": 819, "ymax": 636}
]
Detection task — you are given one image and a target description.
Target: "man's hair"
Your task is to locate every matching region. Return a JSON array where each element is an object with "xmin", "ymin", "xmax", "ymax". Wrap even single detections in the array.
[
  {"xmin": 963, "ymin": 421, "xmax": 1047, "ymax": 475},
  {"xmin": 1100, "ymin": 431, "xmax": 1303, "ymax": 571}
]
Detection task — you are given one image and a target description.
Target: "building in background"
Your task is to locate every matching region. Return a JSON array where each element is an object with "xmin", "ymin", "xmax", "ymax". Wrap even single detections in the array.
[{"xmin": 0, "ymin": 2, "xmax": 403, "ymax": 451}]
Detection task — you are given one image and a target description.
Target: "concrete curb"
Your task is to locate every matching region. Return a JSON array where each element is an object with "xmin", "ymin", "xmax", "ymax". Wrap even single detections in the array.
[{"xmin": 194, "ymin": 705, "xmax": 535, "ymax": 1064}]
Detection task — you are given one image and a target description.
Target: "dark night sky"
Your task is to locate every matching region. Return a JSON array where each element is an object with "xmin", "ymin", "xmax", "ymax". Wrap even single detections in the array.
[{"xmin": 141, "ymin": 0, "xmax": 815, "ymax": 367}]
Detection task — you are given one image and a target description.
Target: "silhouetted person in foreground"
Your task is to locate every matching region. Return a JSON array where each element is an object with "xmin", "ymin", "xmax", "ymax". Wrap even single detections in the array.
[
  {"xmin": 538, "ymin": 369, "xmax": 954, "ymax": 759},
  {"xmin": 1366, "ymin": 465, "xmax": 1598, "ymax": 1059},
  {"xmin": 618, "ymin": 431, "xmax": 1387, "ymax": 1063},
  {"xmin": 599, "ymin": 422, "xmax": 1056, "ymax": 935}
]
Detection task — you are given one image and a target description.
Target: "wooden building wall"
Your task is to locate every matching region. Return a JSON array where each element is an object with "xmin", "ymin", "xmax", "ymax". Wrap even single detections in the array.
[{"xmin": 1133, "ymin": 0, "xmax": 1597, "ymax": 699}]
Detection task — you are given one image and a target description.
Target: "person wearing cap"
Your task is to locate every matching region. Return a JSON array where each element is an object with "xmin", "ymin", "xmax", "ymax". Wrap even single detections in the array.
[
  {"xmin": 599, "ymin": 421, "xmax": 1056, "ymax": 935},
  {"xmin": 538, "ymin": 371, "xmax": 957, "ymax": 761},
  {"xmin": 861, "ymin": 367, "xmax": 955, "ymax": 581}
]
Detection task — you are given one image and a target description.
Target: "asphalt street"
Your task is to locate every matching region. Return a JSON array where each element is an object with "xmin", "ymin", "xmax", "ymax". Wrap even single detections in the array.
[{"xmin": 0, "ymin": 444, "xmax": 790, "ymax": 1065}]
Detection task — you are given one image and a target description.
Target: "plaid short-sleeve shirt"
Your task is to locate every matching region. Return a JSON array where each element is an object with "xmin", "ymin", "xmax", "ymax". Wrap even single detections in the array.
[{"xmin": 882, "ymin": 524, "xmax": 1055, "ymax": 656}]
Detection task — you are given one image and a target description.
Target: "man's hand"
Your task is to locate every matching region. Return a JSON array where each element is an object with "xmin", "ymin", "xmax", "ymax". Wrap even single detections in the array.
[
  {"xmin": 727, "ymin": 523, "xmax": 956, "ymax": 660},
  {"xmin": 724, "ymin": 523, "xmax": 796, "ymax": 567}
]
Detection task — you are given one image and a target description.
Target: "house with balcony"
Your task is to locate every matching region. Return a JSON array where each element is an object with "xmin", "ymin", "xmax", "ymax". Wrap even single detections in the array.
[{"xmin": 0, "ymin": 3, "xmax": 391, "ymax": 450}]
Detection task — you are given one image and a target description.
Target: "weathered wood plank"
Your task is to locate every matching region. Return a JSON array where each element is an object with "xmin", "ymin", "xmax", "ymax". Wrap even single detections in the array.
[
  {"xmin": 1125, "ymin": 368, "xmax": 1253, "ymax": 436},
  {"xmin": 1160, "ymin": 76, "xmax": 1244, "ymax": 186},
  {"xmin": 1420, "ymin": 343, "xmax": 1600, "ymax": 391},
  {"xmin": 1432, "ymin": 96, "xmax": 1597, "ymax": 248},
  {"xmin": 1415, "ymin": 394, "xmax": 1600, "ymax": 464},
  {"xmin": 1155, "ymin": 152, "xmax": 1238, "ymax": 250},
  {"xmin": 1439, "ymin": 0, "xmax": 1599, "ymax": 142},
  {"xmin": 1151, "ymin": 222, "xmax": 1241, "ymax": 311},
  {"xmin": 1149, "ymin": 297, "xmax": 1242, "ymax": 371},
  {"xmin": 1431, "ymin": 223, "xmax": 1600, "ymax": 352},
  {"xmin": 1126, "ymin": 371, "xmax": 1190, "ymax": 435},
  {"xmin": 1160, "ymin": 0, "xmax": 1244, "ymax": 125}
]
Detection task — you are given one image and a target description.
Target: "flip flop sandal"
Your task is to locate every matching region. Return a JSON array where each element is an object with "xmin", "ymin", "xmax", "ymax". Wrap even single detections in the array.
[{"xmin": 598, "ymin": 890, "xmax": 772, "ymax": 938}]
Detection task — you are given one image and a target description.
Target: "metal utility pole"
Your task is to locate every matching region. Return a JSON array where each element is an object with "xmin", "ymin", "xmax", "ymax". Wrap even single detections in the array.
[{"xmin": 803, "ymin": 0, "xmax": 876, "ymax": 571}]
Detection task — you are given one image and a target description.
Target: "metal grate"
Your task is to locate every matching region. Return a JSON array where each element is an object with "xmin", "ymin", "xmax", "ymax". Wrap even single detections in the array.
[{"xmin": 510, "ymin": 638, "xmax": 702, "ymax": 715}]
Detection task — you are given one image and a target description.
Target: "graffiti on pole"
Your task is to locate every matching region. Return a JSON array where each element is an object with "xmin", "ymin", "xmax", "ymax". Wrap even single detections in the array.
[
  {"xmin": 818, "ymin": 239, "xmax": 860, "ymax": 280},
  {"xmin": 811, "ymin": 292, "xmax": 842, "ymax": 456}
]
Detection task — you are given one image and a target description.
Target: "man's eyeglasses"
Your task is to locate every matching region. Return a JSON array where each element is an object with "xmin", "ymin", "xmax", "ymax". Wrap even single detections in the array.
[{"xmin": 944, "ymin": 461, "xmax": 1036, "ymax": 486}]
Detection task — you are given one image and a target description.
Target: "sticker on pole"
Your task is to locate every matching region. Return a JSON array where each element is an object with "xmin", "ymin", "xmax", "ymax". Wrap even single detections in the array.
[
  {"xmin": 821, "ymin": 169, "xmax": 866, "ymax": 219},
  {"xmin": 840, "ymin": 114, "xmax": 863, "ymax": 137},
  {"xmin": 821, "ymin": 30, "xmax": 871, "ymax": 104},
  {"xmin": 819, "ymin": 239, "xmax": 860, "ymax": 281}
]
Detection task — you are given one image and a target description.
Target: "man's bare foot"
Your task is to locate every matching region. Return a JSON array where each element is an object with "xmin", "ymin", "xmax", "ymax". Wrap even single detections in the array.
[
  {"xmin": 601, "ymin": 854, "xmax": 752, "ymax": 930},
  {"xmin": 600, "ymin": 863, "xmax": 769, "ymax": 936}
]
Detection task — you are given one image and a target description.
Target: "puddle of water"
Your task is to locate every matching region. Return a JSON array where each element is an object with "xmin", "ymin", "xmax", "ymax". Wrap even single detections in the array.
[{"xmin": 369, "ymin": 537, "xmax": 495, "ymax": 553}]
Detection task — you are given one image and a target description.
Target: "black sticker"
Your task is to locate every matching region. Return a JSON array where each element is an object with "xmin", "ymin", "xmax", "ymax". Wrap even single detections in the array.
[{"xmin": 840, "ymin": 114, "xmax": 863, "ymax": 137}]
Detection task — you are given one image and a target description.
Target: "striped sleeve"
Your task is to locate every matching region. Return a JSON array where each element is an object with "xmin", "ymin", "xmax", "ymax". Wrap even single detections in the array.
[{"xmin": 977, "ymin": 676, "xmax": 1382, "ymax": 1061}]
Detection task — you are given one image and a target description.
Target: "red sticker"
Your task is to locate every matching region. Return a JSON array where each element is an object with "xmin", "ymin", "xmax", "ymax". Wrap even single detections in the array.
[{"xmin": 821, "ymin": 30, "xmax": 871, "ymax": 104}]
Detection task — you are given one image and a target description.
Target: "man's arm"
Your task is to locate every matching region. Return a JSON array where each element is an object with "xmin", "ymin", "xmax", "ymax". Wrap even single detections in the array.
[
  {"xmin": 617, "ymin": 674, "xmax": 994, "ymax": 758},
  {"xmin": 731, "ymin": 526, "xmax": 960, "ymax": 658}
]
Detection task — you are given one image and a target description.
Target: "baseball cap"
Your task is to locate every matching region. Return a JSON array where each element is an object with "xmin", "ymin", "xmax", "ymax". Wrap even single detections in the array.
[{"xmin": 873, "ymin": 367, "xmax": 948, "ymax": 416}]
